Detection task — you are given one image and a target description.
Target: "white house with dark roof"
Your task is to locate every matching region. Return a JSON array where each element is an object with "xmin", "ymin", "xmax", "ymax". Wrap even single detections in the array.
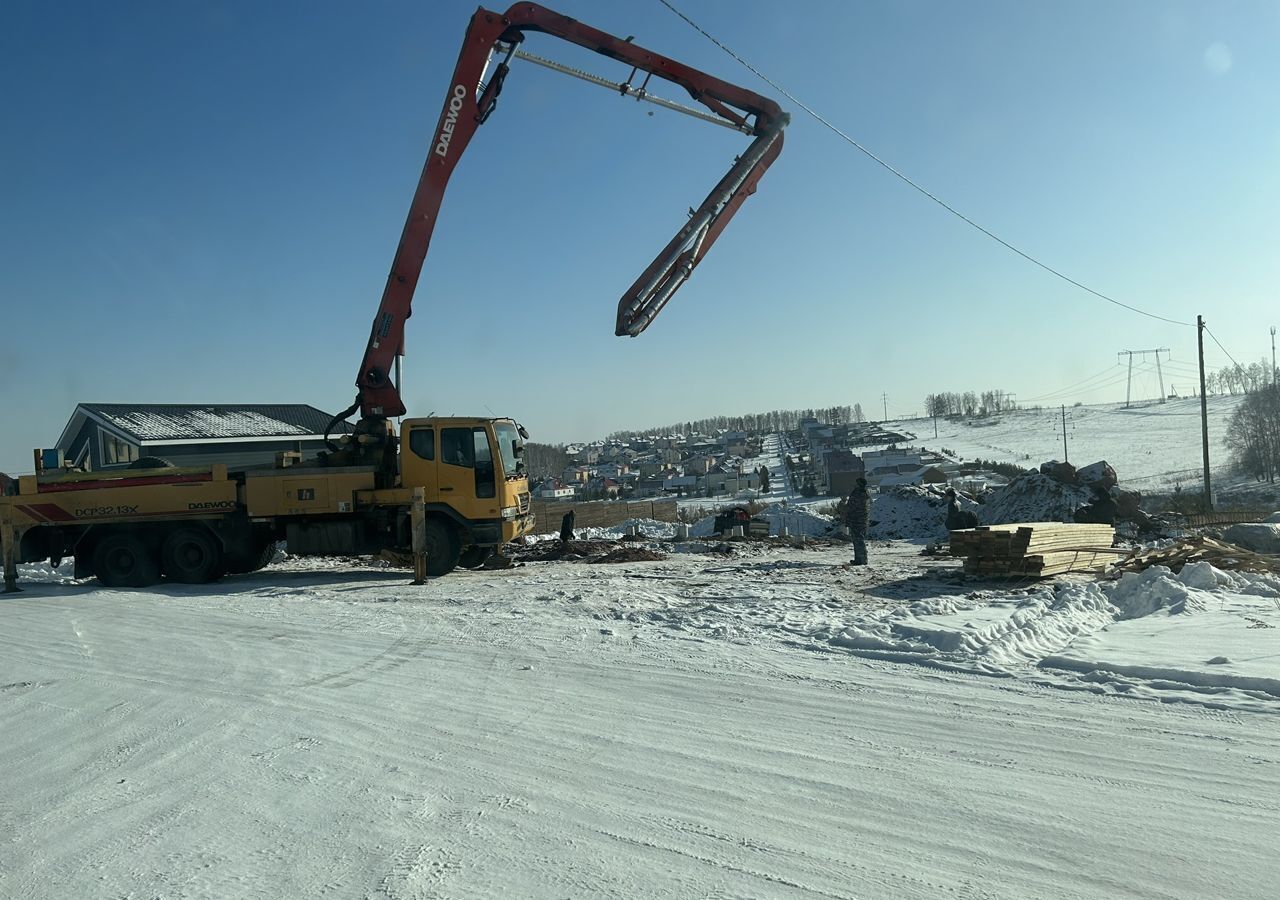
[{"xmin": 55, "ymin": 403, "xmax": 354, "ymax": 471}]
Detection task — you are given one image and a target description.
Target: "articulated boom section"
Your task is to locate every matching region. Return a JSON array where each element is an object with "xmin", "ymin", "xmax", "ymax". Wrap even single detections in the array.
[{"xmin": 354, "ymin": 2, "xmax": 787, "ymax": 420}]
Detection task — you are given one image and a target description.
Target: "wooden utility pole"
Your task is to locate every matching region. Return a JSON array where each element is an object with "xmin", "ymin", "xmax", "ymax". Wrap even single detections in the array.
[
  {"xmin": 1198, "ymin": 315, "xmax": 1212, "ymax": 511},
  {"xmin": 411, "ymin": 486, "xmax": 427, "ymax": 584}
]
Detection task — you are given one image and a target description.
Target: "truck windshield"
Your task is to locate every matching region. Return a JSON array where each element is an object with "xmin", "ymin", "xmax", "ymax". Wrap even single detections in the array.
[{"xmin": 493, "ymin": 423, "xmax": 523, "ymax": 479}]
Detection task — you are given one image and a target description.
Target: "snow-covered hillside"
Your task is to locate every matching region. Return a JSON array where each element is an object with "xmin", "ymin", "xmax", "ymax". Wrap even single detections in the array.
[
  {"xmin": 3, "ymin": 541, "xmax": 1279, "ymax": 898},
  {"xmin": 890, "ymin": 395, "xmax": 1246, "ymax": 493}
]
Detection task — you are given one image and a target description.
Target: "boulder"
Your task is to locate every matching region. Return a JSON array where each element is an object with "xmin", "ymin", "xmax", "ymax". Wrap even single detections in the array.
[
  {"xmin": 1113, "ymin": 487, "xmax": 1144, "ymax": 519},
  {"xmin": 1038, "ymin": 460, "xmax": 1078, "ymax": 485},
  {"xmin": 1223, "ymin": 522, "xmax": 1280, "ymax": 555},
  {"xmin": 1077, "ymin": 460, "xmax": 1118, "ymax": 490}
]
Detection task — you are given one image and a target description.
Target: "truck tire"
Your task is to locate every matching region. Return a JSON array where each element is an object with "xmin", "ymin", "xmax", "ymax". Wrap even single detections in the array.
[
  {"xmin": 458, "ymin": 545, "xmax": 488, "ymax": 569},
  {"xmin": 424, "ymin": 518, "xmax": 460, "ymax": 577},
  {"xmin": 94, "ymin": 533, "xmax": 160, "ymax": 588},
  {"xmin": 161, "ymin": 527, "xmax": 222, "ymax": 584},
  {"xmin": 223, "ymin": 538, "xmax": 276, "ymax": 575}
]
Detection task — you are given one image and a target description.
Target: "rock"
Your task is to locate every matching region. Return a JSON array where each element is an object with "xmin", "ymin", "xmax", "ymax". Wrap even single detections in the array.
[
  {"xmin": 1077, "ymin": 461, "xmax": 1118, "ymax": 490},
  {"xmin": 1039, "ymin": 460, "xmax": 1078, "ymax": 484},
  {"xmin": 1223, "ymin": 522, "xmax": 1280, "ymax": 554},
  {"xmin": 1114, "ymin": 487, "xmax": 1144, "ymax": 518}
]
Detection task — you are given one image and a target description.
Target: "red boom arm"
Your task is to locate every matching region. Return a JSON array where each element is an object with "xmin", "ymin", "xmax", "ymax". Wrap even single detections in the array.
[{"xmin": 355, "ymin": 3, "xmax": 787, "ymax": 419}]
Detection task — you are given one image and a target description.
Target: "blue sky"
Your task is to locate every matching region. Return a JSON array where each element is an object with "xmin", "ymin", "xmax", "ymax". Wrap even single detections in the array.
[{"xmin": 2, "ymin": 0, "xmax": 1277, "ymax": 471}]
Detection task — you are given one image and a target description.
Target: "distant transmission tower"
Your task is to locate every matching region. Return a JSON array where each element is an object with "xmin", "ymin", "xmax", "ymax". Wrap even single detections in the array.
[{"xmin": 1117, "ymin": 348, "xmax": 1171, "ymax": 406}]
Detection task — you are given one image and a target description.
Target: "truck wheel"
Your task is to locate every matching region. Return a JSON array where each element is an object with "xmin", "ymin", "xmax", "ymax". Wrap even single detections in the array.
[
  {"xmin": 458, "ymin": 545, "xmax": 487, "ymax": 569},
  {"xmin": 161, "ymin": 527, "xmax": 222, "ymax": 583},
  {"xmin": 94, "ymin": 533, "xmax": 160, "ymax": 588},
  {"xmin": 423, "ymin": 519, "xmax": 460, "ymax": 576},
  {"xmin": 249, "ymin": 539, "xmax": 277, "ymax": 572},
  {"xmin": 223, "ymin": 537, "xmax": 276, "ymax": 574}
]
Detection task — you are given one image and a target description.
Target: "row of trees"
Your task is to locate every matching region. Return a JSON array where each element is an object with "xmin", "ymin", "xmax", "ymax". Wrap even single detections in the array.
[
  {"xmin": 1225, "ymin": 385, "xmax": 1280, "ymax": 483},
  {"xmin": 522, "ymin": 443, "xmax": 571, "ymax": 481},
  {"xmin": 609, "ymin": 404, "xmax": 866, "ymax": 441},
  {"xmin": 1206, "ymin": 359, "xmax": 1277, "ymax": 396},
  {"xmin": 924, "ymin": 389, "xmax": 1016, "ymax": 418}
]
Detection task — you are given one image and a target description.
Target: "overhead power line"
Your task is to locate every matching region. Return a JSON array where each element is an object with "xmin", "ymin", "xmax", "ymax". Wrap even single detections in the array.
[
  {"xmin": 1204, "ymin": 325, "xmax": 1242, "ymax": 369},
  {"xmin": 656, "ymin": 0, "xmax": 1194, "ymax": 329},
  {"xmin": 1023, "ymin": 366, "xmax": 1125, "ymax": 402},
  {"xmin": 1025, "ymin": 363, "xmax": 1117, "ymax": 396}
]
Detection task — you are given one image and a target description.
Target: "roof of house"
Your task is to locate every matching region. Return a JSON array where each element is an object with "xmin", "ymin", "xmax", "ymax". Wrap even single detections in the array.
[{"xmin": 62, "ymin": 403, "xmax": 354, "ymax": 445}]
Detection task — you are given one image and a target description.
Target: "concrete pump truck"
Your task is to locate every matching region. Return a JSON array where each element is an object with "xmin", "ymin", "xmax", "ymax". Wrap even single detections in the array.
[{"xmin": 1, "ymin": 4, "xmax": 786, "ymax": 589}]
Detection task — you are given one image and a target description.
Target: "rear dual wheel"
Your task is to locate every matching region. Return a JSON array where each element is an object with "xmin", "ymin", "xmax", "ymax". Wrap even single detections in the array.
[
  {"xmin": 93, "ymin": 534, "xmax": 160, "ymax": 588},
  {"xmin": 160, "ymin": 527, "xmax": 222, "ymax": 584}
]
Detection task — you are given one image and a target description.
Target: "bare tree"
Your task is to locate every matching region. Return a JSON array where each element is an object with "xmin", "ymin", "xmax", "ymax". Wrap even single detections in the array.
[{"xmin": 1225, "ymin": 385, "xmax": 1280, "ymax": 482}]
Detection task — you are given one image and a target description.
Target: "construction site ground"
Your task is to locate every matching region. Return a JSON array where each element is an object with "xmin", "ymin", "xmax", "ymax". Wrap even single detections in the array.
[{"xmin": 3, "ymin": 538, "xmax": 1278, "ymax": 899}]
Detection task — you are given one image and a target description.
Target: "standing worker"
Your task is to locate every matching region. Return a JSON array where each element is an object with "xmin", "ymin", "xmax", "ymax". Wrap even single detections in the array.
[
  {"xmin": 559, "ymin": 509, "xmax": 576, "ymax": 545},
  {"xmin": 945, "ymin": 488, "xmax": 979, "ymax": 531},
  {"xmin": 845, "ymin": 477, "xmax": 870, "ymax": 566}
]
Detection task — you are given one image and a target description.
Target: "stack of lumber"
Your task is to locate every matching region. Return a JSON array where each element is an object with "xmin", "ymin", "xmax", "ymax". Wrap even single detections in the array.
[
  {"xmin": 1108, "ymin": 536, "xmax": 1280, "ymax": 577},
  {"xmin": 949, "ymin": 522, "xmax": 1119, "ymax": 577}
]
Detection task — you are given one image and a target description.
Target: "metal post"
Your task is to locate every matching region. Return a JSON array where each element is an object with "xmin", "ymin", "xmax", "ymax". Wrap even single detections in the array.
[
  {"xmin": 1198, "ymin": 315, "xmax": 1212, "ymax": 511},
  {"xmin": 1124, "ymin": 352, "xmax": 1133, "ymax": 408},
  {"xmin": 1271, "ymin": 325, "xmax": 1276, "ymax": 386},
  {"xmin": 2, "ymin": 512, "xmax": 19, "ymax": 594},
  {"xmin": 1060, "ymin": 404, "xmax": 1068, "ymax": 463},
  {"xmin": 411, "ymin": 486, "xmax": 427, "ymax": 584},
  {"xmin": 1155, "ymin": 351, "xmax": 1165, "ymax": 403}
]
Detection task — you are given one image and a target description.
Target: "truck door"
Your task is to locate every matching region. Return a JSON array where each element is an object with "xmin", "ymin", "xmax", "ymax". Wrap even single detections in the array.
[
  {"xmin": 402, "ymin": 425, "xmax": 438, "ymax": 500},
  {"xmin": 435, "ymin": 426, "xmax": 500, "ymax": 518}
]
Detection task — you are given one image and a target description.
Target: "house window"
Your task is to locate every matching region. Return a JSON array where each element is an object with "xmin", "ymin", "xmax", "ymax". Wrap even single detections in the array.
[{"xmin": 102, "ymin": 433, "xmax": 138, "ymax": 465}]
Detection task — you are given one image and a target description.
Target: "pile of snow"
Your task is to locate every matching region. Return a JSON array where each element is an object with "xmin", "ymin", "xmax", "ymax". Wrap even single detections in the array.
[
  {"xmin": 803, "ymin": 559, "xmax": 1280, "ymax": 709},
  {"xmin": 689, "ymin": 502, "xmax": 836, "ymax": 538},
  {"xmin": 869, "ymin": 485, "xmax": 977, "ymax": 542},
  {"xmin": 979, "ymin": 472, "xmax": 1094, "ymax": 526},
  {"xmin": 1044, "ymin": 563, "xmax": 1280, "ymax": 705},
  {"xmin": 752, "ymin": 503, "xmax": 835, "ymax": 538},
  {"xmin": 529, "ymin": 517, "xmax": 677, "ymax": 542},
  {"xmin": 823, "ymin": 586, "xmax": 1116, "ymax": 675}
]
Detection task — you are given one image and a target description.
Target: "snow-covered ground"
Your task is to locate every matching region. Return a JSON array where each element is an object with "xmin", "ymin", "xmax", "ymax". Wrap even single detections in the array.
[
  {"xmin": 4, "ymin": 542, "xmax": 1279, "ymax": 898},
  {"xmin": 889, "ymin": 396, "xmax": 1248, "ymax": 494}
]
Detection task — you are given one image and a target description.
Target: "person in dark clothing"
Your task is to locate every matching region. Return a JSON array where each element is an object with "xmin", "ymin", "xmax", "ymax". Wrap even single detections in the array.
[
  {"xmin": 844, "ymin": 477, "xmax": 870, "ymax": 565},
  {"xmin": 559, "ymin": 509, "xmax": 576, "ymax": 544},
  {"xmin": 945, "ymin": 488, "xmax": 979, "ymax": 531}
]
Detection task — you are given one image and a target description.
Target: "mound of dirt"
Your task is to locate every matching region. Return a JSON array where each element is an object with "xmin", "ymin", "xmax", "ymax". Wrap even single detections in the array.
[
  {"xmin": 595, "ymin": 547, "xmax": 668, "ymax": 564},
  {"xmin": 870, "ymin": 485, "xmax": 978, "ymax": 542},
  {"xmin": 979, "ymin": 472, "xmax": 1094, "ymax": 526},
  {"xmin": 510, "ymin": 539, "xmax": 618, "ymax": 562}
]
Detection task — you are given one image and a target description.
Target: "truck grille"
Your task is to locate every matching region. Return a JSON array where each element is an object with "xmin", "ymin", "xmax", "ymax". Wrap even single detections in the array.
[{"xmin": 518, "ymin": 491, "xmax": 530, "ymax": 513}]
